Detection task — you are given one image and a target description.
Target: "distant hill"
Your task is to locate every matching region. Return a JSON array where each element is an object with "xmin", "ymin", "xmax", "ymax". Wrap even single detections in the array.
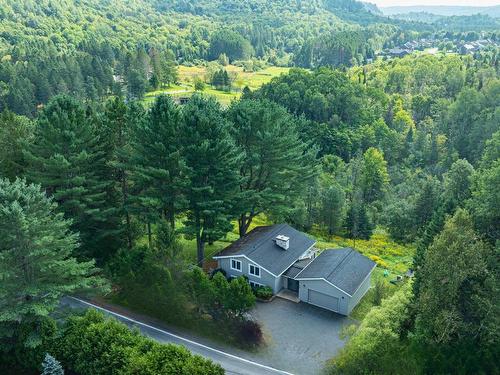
[{"xmin": 380, "ymin": 5, "xmax": 500, "ymax": 18}]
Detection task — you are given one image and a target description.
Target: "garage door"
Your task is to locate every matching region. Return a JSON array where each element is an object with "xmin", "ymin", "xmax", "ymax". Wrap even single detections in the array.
[{"xmin": 308, "ymin": 289, "xmax": 339, "ymax": 312}]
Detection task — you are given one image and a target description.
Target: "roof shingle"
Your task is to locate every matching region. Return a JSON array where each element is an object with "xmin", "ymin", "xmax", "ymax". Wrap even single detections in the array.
[
  {"xmin": 296, "ymin": 248, "xmax": 376, "ymax": 295},
  {"xmin": 214, "ymin": 224, "xmax": 316, "ymax": 276}
]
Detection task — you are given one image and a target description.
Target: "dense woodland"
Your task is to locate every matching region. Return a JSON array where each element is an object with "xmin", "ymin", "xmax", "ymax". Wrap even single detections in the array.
[
  {"xmin": 1, "ymin": 0, "xmax": 498, "ymax": 116},
  {"xmin": 0, "ymin": 0, "xmax": 499, "ymax": 374}
]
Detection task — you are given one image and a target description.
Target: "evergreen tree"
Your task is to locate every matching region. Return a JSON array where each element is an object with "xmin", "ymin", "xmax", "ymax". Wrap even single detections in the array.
[
  {"xmin": 226, "ymin": 99, "xmax": 316, "ymax": 236},
  {"xmin": 24, "ymin": 95, "xmax": 120, "ymax": 262},
  {"xmin": 101, "ymin": 97, "xmax": 134, "ymax": 248},
  {"xmin": 6, "ymin": 76, "xmax": 35, "ymax": 116},
  {"xmin": 130, "ymin": 95, "xmax": 187, "ymax": 230},
  {"xmin": 160, "ymin": 50, "xmax": 179, "ymax": 86},
  {"xmin": 345, "ymin": 201, "xmax": 373, "ymax": 240},
  {"xmin": 319, "ymin": 183, "xmax": 345, "ymax": 235},
  {"xmin": 0, "ymin": 110, "xmax": 33, "ymax": 180},
  {"xmin": 126, "ymin": 69, "xmax": 148, "ymax": 100},
  {"xmin": 181, "ymin": 95, "xmax": 242, "ymax": 265},
  {"xmin": 414, "ymin": 176, "xmax": 440, "ymax": 228},
  {"xmin": 0, "ymin": 178, "xmax": 108, "ymax": 348},
  {"xmin": 41, "ymin": 353, "xmax": 64, "ymax": 375}
]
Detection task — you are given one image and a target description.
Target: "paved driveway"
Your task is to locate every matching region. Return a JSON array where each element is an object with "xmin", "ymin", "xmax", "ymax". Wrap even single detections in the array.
[{"xmin": 251, "ymin": 298, "xmax": 351, "ymax": 375}]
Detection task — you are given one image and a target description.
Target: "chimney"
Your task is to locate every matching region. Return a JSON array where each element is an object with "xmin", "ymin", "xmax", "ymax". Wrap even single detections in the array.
[{"xmin": 275, "ymin": 235, "xmax": 289, "ymax": 250}]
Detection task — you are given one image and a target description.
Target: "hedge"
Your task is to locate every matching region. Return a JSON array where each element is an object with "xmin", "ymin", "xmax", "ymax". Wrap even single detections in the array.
[{"xmin": 52, "ymin": 309, "xmax": 224, "ymax": 375}]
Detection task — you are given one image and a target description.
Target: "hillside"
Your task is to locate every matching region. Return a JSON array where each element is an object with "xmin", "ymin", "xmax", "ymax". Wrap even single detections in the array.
[
  {"xmin": 0, "ymin": 1, "xmax": 499, "ymax": 375},
  {"xmin": 381, "ymin": 5, "xmax": 500, "ymax": 18}
]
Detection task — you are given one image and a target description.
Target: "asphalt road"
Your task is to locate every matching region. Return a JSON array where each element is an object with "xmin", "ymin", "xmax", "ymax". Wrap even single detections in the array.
[{"xmin": 61, "ymin": 297, "xmax": 293, "ymax": 375}]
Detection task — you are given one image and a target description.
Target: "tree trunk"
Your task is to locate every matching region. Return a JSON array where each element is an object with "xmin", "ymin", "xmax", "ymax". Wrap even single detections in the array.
[
  {"xmin": 147, "ymin": 222, "xmax": 152, "ymax": 249},
  {"xmin": 125, "ymin": 212, "xmax": 132, "ymax": 249},
  {"xmin": 196, "ymin": 232, "xmax": 205, "ymax": 267},
  {"xmin": 168, "ymin": 209, "xmax": 175, "ymax": 230},
  {"xmin": 196, "ymin": 215, "xmax": 204, "ymax": 266},
  {"xmin": 238, "ymin": 213, "xmax": 254, "ymax": 238}
]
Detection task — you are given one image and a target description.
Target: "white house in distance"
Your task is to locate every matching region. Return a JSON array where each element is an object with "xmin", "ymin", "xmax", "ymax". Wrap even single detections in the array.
[{"xmin": 213, "ymin": 224, "xmax": 376, "ymax": 316}]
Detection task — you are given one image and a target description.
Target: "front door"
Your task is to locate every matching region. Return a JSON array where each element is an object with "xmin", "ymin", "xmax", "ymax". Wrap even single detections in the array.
[{"xmin": 288, "ymin": 278, "xmax": 299, "ymax": 292}]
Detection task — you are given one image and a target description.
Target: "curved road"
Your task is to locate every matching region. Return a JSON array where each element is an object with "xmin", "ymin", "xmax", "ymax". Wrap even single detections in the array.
[{"xmin": 62, "ymin": 297, "xmax": 293, "ymax": 375}]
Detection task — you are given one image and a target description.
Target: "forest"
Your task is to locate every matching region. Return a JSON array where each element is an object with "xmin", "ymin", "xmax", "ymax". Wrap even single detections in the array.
[{"xmin": 0, "ymin": 0, "xmax": 499, "ymax": 374}]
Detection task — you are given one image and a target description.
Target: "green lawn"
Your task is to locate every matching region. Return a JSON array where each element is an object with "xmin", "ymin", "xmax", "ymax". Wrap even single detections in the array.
[{"xmin": 143, "ymin": 65, "xmax": 290, "ymax": 106}]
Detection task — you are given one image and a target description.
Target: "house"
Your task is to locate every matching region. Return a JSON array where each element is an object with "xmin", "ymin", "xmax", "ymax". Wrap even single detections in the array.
[
  {"xmin": 460, "ymin": 44, "xmax": 476, "ymax": 55},
  {"xmin": 387, "ymin": 47, "xmax": 410, "ymax": 58},
  {"xmin": 213, "ymin": 224, "xmax": 376, "ymax": 316}
]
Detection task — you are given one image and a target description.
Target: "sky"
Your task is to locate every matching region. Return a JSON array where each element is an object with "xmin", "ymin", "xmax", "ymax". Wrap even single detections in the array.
[{"xmin": 373, "ymin": 0, "xmax": 500, "ymax": 7}]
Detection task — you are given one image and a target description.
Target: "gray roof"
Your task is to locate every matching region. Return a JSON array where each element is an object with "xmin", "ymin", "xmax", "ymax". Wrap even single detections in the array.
[
  {"xmin": 296, "ymin": 248, "xmax": 376, "ymax": 296},
  {"xmin": 283, "ymin": 258, "xmax": 314, "ymax": 279},
  {"xmin": 214, "ymin": 224, "xmax": 316, "ymax": 276}
]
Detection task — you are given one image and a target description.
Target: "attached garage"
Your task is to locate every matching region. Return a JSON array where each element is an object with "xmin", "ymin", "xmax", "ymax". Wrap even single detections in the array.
[
  {"xmin": 308, "ymin": 289, "xmax": 339, "ymax": 312},
  {"xmin": 295, "ymin": 248, "xmax": 376, "ymax": 316}
]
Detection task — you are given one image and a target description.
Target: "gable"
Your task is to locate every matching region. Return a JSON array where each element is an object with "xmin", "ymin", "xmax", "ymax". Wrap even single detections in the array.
[
  {"xmin": 296, "ymin": 248, "xmax": 376, "ymax": 296},
  {"xmin": 213, "ymin": 224, "xmax": 316, "ymax": 276}
]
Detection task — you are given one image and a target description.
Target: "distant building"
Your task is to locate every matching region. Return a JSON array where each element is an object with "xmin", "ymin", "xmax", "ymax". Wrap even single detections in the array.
[
  {"xmin": 460, "ymin": 44, "xmax": 476, "ymax": 55},
  {"xmin": 388, "ymin": 47, "xmax": 410, "ymax": 58}
]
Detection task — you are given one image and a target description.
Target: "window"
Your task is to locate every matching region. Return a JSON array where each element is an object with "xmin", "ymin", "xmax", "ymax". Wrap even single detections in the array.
[
  {"xmin": 249, "ymin": 264, "xmax": 261, "ymax": 278},
  {"xmin": 231, "ymin": 259, "xmax": 242, "ymax": 271},
  {"xmin": 249, "ymin": 280, "xmax": 263, "ymax": 289}
]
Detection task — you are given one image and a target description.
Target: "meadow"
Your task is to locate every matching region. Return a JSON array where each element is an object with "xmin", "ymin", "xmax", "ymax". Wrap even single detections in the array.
[{"xmin": 144, "ymin": 65, "xmax": 291, "ymax": 106}]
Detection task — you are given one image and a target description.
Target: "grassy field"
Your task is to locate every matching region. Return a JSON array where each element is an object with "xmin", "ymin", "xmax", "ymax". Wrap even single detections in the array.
[{"xmin": 144, "ymin": 65, "xmax": 290, "ymax": 106}]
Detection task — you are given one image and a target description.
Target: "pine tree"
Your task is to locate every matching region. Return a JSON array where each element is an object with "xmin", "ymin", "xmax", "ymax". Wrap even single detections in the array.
[
  {"xmin": 24, "ymin": 95, "xmax": 119, "ymax": 262},
  {"xmin": 226, "ymin": 99, "xmax": 316, "ymax": 236},
  {"xmin": 0, "ymin": 110, "xmax": 34, "ymax": 180},
  {"xmin": 345, "ymin": 201, "xmax": 373, "ymax": 240},
  {"xmin": 0, "ymin": 178, "xmax": 108, "ymax": 345},
  {"xmin": 181, "ymin": 95, "xmax": 242, "ymax": 265},
  {"xmin": 129, "ymin": 95, "xmax": 187, "ymax": 230},
  {"xmin": 101, "ymin": 97, "xmax": 134, "ymax": 248},
  {"xmin": 160, "ymin": 50, "xmax": 178, "ymax": 86},
  {"xmin": 41, "ymin": 353, "xmax": 64, "ymax": 375},
  {"xmin": 319, "ymin": 183, "xmax": 345, "ymax": 235}
]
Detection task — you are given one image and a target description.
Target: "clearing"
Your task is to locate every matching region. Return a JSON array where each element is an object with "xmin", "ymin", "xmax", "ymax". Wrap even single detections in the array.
[{"xmin": 144, "ymin": 65, "xmax": 290, "ymax": 106}]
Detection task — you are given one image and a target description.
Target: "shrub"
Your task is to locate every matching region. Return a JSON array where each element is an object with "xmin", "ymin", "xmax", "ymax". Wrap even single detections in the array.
[
  {"xmin": 253, "ymin": 285, "xmax": 273, "ymax": 300},
  {"xmin": 209, "ymin": 268, "xmax": 226, "ymax": 278},
  {"xmin": 188, "ymin": 268, "xmax": 255, "ymax": 320},
  {"xmin": 124, "ymin": 341, "xmax": 224, "ymax": 375},
  {"xmin": 7, "ymin": 317, "xmax": 58, "ymax": 372},
  {"xmin": 53, "ymin": 309, "xmax": 223, "ymax": 375},
  {"xmin": 373, "ymin": 279, "xmax": 388, "ymax": 306},
  {"xmin": 193, "ymin": 77, "xmax": 205, "ymax": 91},
  {"xmin": 107, "ymin": 245, "xmax": 189, "ymax": 324},
  {"xmin": 236, "ymin": 320, "xmax": 263, "ymax": 348},
  {"xmin": 329, "ymin": 283, "xmax": 418, "ymax": 375},
  {"xmin": 369, "ymin": 255, "xmax": 388, "ymax": 268},
  {"xmin": 41, "ymin": 353, "xmax": 64, "ymax": 375}
]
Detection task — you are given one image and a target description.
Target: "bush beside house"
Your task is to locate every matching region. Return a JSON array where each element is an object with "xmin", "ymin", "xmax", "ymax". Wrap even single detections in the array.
[{"xmin": 253, "ymin": 285, "xmax": 274, "ymax": 300}]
